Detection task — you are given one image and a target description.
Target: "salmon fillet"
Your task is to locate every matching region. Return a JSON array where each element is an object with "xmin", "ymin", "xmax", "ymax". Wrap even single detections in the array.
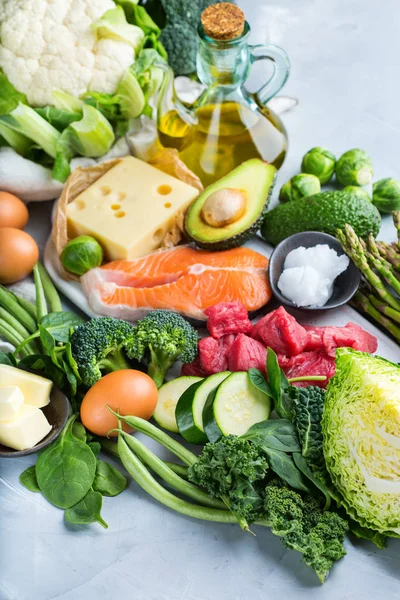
[
  {"xmin": 81, "ymin": 246, "xmax": 271, "ymax": 321},
  {"xmin": 85, "ymin": 245, "xmax": 269, "ymax": 288}
]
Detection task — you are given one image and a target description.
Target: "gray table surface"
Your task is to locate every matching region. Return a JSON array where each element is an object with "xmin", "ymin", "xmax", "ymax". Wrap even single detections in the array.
[{"xmin": 1, "ymin": 1, "xmax": 400, "ymax": 598}]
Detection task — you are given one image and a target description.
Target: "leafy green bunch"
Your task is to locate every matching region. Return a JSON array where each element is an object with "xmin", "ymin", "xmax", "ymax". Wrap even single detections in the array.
[
  {"xmin": 0, "ymin": 262, "xmax": 84, "ymax": 409},
  {"xmin": 20, "ymin": 415, "xmax": 127, "ymax": 528}
]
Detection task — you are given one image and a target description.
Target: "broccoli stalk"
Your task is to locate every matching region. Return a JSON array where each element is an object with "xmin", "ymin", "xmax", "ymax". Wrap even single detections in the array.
[
  {"xmin": 126, "ymin": 310, "xmax": 199, "ymax": 388},
  {"xmin": 70, "ymin": 317, "xmax": 135, "ymax": 387}
]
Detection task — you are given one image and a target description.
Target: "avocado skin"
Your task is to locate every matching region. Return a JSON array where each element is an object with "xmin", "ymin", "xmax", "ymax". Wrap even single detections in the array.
[
  {"xmin": 261, "ymin": 191, "xmax": 381, "ymax": 246},
  {"xmin": 185, "ymin": 170, "xmax": 276, "ymax": 251}
]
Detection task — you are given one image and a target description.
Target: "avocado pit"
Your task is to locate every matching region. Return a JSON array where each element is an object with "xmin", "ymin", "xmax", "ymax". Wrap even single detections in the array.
[{"xmin": 201, "ymin": 188, "xmax": 247, "ymax": 228}]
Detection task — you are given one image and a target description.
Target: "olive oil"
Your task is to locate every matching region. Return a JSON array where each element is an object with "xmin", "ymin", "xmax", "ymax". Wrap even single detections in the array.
[{"xmin": 158, "ymin": 101, "xmax": 287, "ymax": 187}]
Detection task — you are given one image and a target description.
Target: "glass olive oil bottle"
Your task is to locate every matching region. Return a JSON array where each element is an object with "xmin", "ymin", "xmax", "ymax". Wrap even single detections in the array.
[{"xmin": 157, "ymin": 4, "xmax": 290, "ymax": 187}]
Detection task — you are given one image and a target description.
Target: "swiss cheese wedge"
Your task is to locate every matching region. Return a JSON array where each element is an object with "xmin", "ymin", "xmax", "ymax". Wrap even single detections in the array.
[{"xmin": 66, "ymin": 156, "xmax": 200, "ymax": 261}]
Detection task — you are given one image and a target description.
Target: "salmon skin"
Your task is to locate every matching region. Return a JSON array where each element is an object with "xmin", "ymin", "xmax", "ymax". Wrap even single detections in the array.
[{"xmin": 81, "ymin": 245, "xmax": 272, "ymax": 321}]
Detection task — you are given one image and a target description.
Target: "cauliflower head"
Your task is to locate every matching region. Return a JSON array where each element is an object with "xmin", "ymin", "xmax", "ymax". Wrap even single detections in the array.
[{"xmin": 0, "ymin": 0, "xmax": 143, "ymax": 106}]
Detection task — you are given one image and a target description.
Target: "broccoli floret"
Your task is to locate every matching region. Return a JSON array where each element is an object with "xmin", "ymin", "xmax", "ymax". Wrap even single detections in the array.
[
  {"xmin": 150, "ymin": 0, "xmax": 236, "ymax": 75},
  {"xmin": 263, "ymin": 480, "xmax": 348, "ymax": 583},
  {"xmin": 160, "ymin": 23, "xmax": 198, "ymax": 76},
  {"xmin": 71, "ymin": 317, "xmax": 135, "ymax": 387},
  {"xmin": 126, "ymin": 310, "xmax": 199, "ymax": 388},
  {"xmin": 188, "ymin": 436, "xmax": 269, "ymax": 526}
]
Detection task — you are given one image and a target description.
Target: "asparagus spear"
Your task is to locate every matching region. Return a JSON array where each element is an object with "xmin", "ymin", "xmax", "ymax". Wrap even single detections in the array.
[
  {"xmin": 393, "ymin": 212, "xmax": 400, "ymax": 249},
  {"xmin": 367, "ymin": 251, "xmax": 400, "ymax": 294},
  {"xmin": 368, "ymin": 294, "xmax": 400, "ymax": 324},
  {"xmin": 337, "ymin": 226, "xmax": 400, "ymax": 311},
  {"xmin": 351, "ymin": 291, "xmax": 400, "ymax": 342},
  {"xmin": 375, "ymin": 241, "xmax": 400, "ymax": 272}
]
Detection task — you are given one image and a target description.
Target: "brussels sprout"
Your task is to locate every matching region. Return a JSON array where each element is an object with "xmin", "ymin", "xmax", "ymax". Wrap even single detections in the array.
[
  {"xmin": 61, "ymin": 235, "xmax": 103, "ymax": 276},
  {"xmin": 279, "ymin": 173, "xmax": 321, "ymax": 203},
  {"xmin": 301, "ymin": 147, "xmax": 336, "ymax": 184},
  {"xmin": 372, "ymin": 178, "xmax": 400, "ymax": 213},
  {"xmin": 343, "ymin": 185, "xmax": 371, "ymax": 202},
  {"xmin": 335, "ymin": 149, "xmax": 373, "ymax": 186}
]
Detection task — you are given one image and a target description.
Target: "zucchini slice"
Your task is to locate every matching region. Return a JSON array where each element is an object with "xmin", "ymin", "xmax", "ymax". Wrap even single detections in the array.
[
  {"xmin": 176, "ymin": 372, "xmax": 231, "ymax": 444},
  {"xmin": 203, "ymin": 372, "xmax": 271, "ymax": 442},
  {"xmin": 153, "ymin": 376, "xmax": 203, "ymax": 433}
]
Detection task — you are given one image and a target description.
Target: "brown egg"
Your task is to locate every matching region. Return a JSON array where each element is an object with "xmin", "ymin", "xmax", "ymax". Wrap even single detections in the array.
[
  {"xmin": 0, "ymin": 228, "xmax": 39, "ymax": 284},
  {"xmin": 0, "ymin": 192, "xmax": 29, "ymax": 229},
  {"xmin": 80, "ymin": 370, "xmax": 158, "ymax": 437}
]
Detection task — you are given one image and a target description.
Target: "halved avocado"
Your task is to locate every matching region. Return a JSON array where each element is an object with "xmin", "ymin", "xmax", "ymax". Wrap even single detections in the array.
[{"xmin": 185, "ymin": 159, "xmax": 276, "ymax": 250}]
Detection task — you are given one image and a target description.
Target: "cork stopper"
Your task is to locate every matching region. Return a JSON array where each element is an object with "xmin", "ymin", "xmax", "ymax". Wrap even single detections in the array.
[{"xmin": 201, "ymin": 3, "xmax": 245, "ymax": 41}]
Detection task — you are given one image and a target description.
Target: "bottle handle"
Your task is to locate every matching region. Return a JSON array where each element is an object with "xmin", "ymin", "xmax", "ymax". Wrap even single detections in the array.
[{"xmin": 249, "ymin": 44, "xmax": 290, "ymax": 106}]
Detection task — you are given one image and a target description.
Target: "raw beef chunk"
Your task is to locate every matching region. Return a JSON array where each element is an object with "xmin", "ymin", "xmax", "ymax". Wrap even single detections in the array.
[
  {"xmin": 252, "ymin": 306, "xmax": 309, "ymax": 356},
  {"xmin": 198, "ymin": 334, "xmax": 236, "ymax": 374},
  {"xmin": 205, "ymin": 301, "xmax": 252, "ymax": 339},
  {"xmin": 282, "ymin": 351, "xmax": 336, "ymax": 388},
  {"xmin": 181, "ymin": 357, "xmax": 207, "ymax": 377},
  {"xmin": 304, "ymin": 326, "xmax": 325, "ymax": 351},
  {"xmin": 228, "ymin": 334, "xmax": 267, "ymax": 373},
  {"xmin": 322, "ymin": 322, "xmax": 378, "ymax": 357}
]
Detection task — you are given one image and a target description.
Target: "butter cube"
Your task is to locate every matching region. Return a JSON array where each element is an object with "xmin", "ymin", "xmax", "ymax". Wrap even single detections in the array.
[
  {"xmin": 0, "ymin": 365, "xmax": 52, "ymax": 408},
  {"xmin": 66, "ymin": 156, "xmax": 200, "ymax": 261},
  {"xmin": 0, "ymin": 386, "xmax": 24, "ymax": 422},
  {"xmin": 0, "ymin": 404, "xmax": 51, "ymax": 451}
]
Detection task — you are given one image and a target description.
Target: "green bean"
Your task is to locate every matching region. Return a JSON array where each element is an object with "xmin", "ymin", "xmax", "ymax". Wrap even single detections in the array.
[
  {"xmin": 0, "ymin": 285, "xmax": 37, "ymax": 332},
  {"xmin": 121, "ymin": 432, "xmax": 224, "ymax": 509},
  {"xmin": 117, "ymin": 433, "xmax": 237, "ymax": 523}
]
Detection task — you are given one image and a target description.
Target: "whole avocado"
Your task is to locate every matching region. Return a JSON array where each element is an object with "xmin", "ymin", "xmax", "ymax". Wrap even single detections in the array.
[{"xmin": 261, "ymin": 191, "xmax": 381, "ymax": 246}]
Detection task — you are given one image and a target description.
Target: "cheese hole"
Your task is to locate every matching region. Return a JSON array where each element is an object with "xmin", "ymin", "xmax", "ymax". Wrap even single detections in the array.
[
  {"xmin": 114, "ymin": 211, "xmax": 126, "ymax": 219},
  {"xmin": 164, "ymin": 202, "xmax": 172, "ymax": 208},
  {"xmin": 101, "ymin": 186, "xmax": 112, "ymax": 196},
  {"xmin": 118, "ymin": 192, "xmax": 126, "ymax": 201},
  {"xmin": 76, "ymin": 200, "xmax": 86, "ymax": 210},
  {"xmin": 157, "ymin": 184, "xmax": 172, "ymax": 196},
  {"xmin": 153, "ymin": 228, "xmax": 164, "ymax": 242},
  {"xmin": 111, "ymin": 204, "xmax": 121, "ymax": 210}
]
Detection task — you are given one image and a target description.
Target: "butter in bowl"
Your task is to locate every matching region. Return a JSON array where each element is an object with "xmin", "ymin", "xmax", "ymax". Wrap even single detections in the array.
[{"xmin": 0, "ymin": 365, "xmax": 69, "ymax": 456}]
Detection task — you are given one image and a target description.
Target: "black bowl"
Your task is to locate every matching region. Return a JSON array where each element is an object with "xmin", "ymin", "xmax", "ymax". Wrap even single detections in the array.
[
  {"xmin": 268, "ymin": 231, "xmax": 361, "ymax": 312},
  {"xmin": 0, "ymin": 371, "xmax": 70, "ymax": 458}
]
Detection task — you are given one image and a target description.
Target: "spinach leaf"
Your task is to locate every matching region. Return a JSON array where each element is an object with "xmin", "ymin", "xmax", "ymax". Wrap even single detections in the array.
[
  {"xmin": 72, "ymin": 422, "xmax": 86, "ymax": 443},
  {"xmin": 62, "ymin": 357, "xmax": 77, "ymax": 397},
  {"xmin": 93, "ymin": 460, "xmax": 127, "ymax": 497},
  {"xmin": 293, "ymin": 453, "xmax": 331, "ymax": 510},
  {"xmin": 36, "ymin": 415, "xmax": 96, "ymax": 508},
  {"xmin": 39, "ymin": 325, "xmax": 60, "ymax": 366},
  {"xmin": 88, "ymin": 442, "xmax": 101, "ymax": 457},
  {"xmin": 266, "ymin": 348, "xmax": 296, "ymax": 421},
  {"xmin": 242, "ymin": 419, "xmax": 301, "ymax": 453},
  {"xmin": 248, "ymin": 369, "xmax": 272, "ymax": 397},
  {"xmin": 40, "ymin": 312, "xmax": 83, "ymax": 343},
  {"xmin": 65, "ymin": 489, "xmax": 108, "ymax": 528},
  {"xmin": 19, "ymin": 466, "xmax": 40, "ymax": 492},
  {"xmin": 0, "ymin": 350, "xmax": 17, "ymax": 366},
  {"xmin": 264, "ymin": 447, "xmax": 311, "ymax": 493}
]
